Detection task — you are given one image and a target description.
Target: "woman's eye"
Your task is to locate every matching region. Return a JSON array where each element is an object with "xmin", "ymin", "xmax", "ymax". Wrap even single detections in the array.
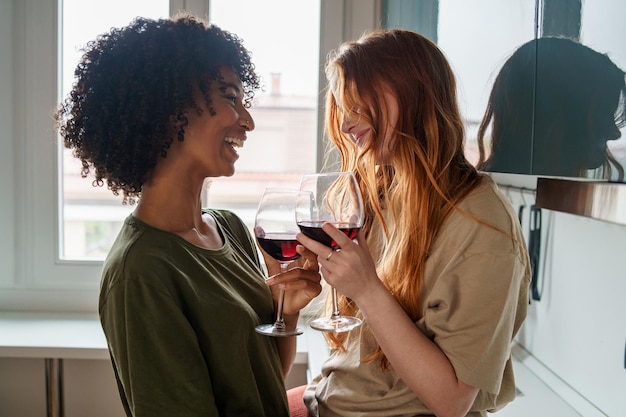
[{"xmin": 226, "ymin": 95, "xmax": 237, "ymax": 104}]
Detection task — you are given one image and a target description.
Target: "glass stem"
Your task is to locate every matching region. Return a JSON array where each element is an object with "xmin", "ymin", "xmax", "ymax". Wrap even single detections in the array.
[
  {"xmin": 273, "ymin": 263, "xmax": 289, "ymax": 331},
  {"xmin": 330, "ymin": 287, "xmax": 342, "ymax": 320}
]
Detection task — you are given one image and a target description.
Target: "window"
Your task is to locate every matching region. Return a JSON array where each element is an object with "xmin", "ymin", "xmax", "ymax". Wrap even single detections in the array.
[
  {"xmin": 203, "ymin": 0, "xmax": 321, "ymax": 231},
  {"xmin": 1, "ymin": 0, "xmax": 357, "ymax": 312},
  {"xmin": 61, "ymin": 0, "xmax": 170, "ymax": 260},
  {"xmin": 60, "ymin": 0, "xmax": 320, "ymax": 260}
]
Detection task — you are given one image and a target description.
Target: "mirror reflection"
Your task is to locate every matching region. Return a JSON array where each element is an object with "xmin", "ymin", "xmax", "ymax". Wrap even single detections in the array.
[
  {"xmin": 477, "ymin": 37, "xmax": 626, "ymax": 181},
  {"xmin": 384, "ymin": 0, "xmax": 626, "ymax": 182},
  {"xmin": 475, "ymin": 0, "xmax": 626, "ymax": 181}
]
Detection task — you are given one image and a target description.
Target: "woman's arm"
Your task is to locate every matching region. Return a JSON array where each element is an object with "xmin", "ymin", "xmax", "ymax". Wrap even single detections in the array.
[
  {"xmin": 355, "ymin": 280, "xmax": 479, "ymax": 417},
  {"xmin": 297, "ymin": 224, "xmax": 484, "ymax": 417}
]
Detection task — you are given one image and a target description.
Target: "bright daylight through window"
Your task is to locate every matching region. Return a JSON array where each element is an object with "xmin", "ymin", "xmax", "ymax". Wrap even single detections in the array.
[{"xmin": 60, "ymin": 0, "xmax": 320, "ymax": 261}]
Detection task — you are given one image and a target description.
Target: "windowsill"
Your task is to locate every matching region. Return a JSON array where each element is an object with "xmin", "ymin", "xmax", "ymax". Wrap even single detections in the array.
[
  {"xmin": 0, "ymin": 311, "xmax": 311, "ymax": 365},
  {"xmin": 0, "ymin": 311, "xmax": 107, "ymax": 360}
]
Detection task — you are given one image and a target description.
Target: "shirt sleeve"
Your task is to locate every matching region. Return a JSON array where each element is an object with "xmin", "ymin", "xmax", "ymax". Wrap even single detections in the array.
[{"xmin": 421, "ymin": 248, "xmax": 528, "ymax": 395}]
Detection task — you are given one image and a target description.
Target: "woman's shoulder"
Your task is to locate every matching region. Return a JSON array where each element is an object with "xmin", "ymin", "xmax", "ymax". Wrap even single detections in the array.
[
  {"xmin": 203, "ymin": 208, "xmax": 259, "ymax": 261},
  {"xmin": 441, "ymin": 176, "xmax": 526, "ymax": 253},
  {"xmin": 204, "ymin": 207, "xmax": 242, "ymax": 224},
  {"xmin": 103, "ymin": 215, "xmax": 177, "ymax": 274},
  {"xmin": 458, "ymin": 176, "xmax": 518, "ymax": 227},
  {"xmin": 203, "ymin": 208, "xmax": 250, "ymax": 239}
]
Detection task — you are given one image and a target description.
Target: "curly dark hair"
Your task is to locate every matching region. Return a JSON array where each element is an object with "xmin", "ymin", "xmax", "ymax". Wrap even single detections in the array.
[{"xmin": 54, "ymin": 13, "xmax": 260, "ymax": 203}]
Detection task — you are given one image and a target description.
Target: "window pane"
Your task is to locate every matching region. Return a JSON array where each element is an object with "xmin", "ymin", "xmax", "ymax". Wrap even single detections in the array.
[
  {"xmin": 206, "ymin": 0, "xmax": 320, "ymax": 230},
  {"xmin": 60, "ymin": 0, "xmax": 320, "ymax": 260},
  {"xmin": 63, "ymin": 145, "xmax": 143, "ymax": 260},
  {"xmin": 61, "ymin": 0, "xmax": 170, "ymax": 260}
]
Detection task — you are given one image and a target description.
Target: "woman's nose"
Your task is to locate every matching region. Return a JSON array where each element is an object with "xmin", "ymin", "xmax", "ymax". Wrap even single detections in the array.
[
  {"xmin": 240, "ymin": 110, "xmax": 255, "ymax": 131},
  {"xmin": 340, "ymin": 112, "xmax": 357, "ymax": 134}
]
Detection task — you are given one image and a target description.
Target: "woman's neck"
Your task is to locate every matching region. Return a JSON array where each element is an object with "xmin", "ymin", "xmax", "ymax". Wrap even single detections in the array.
[{"xmin": 133, "ymin": 172, "xmax": 206, "ymax": 234}]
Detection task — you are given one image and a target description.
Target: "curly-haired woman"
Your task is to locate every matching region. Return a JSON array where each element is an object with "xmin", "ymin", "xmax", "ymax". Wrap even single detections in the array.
[
  {"xmin": 293, "ymin": 29, "xmax": 530, "ymax": 417},
  {"xmin": 55, "ymin": 13, "xmax": 321, "ymax": 417}
]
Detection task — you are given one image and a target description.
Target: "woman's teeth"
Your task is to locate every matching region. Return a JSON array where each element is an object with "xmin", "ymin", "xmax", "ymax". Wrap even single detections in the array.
[{"xmin": 224, "ymin": 137, "xmax": 243, "ymax": 148}]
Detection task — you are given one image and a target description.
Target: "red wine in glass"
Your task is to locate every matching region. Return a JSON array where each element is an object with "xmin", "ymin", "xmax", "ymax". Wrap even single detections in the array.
[
  {"xmin": 256, "ymin": 235, "xmax": 300, "ymax": 262},
  {"xmin": 254, "ymin": 188, "xmax": 305, "ymax": 337},
  {"xmin": 296, "ymin": 172, "xmax": 365, "ymax": 333},
  {"xmin": 297, "ymin": 221, "xmax": 359, "ymax": 249}
]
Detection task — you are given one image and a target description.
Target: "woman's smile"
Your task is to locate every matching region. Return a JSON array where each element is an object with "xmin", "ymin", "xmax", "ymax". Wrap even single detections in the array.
[
  {"xmin": 224, "ymin": 136, "xmax": 244, "ymax": 157},
  {"xmin": 353, "ymin": 128, "xmax": 371, "ymax": 148}
]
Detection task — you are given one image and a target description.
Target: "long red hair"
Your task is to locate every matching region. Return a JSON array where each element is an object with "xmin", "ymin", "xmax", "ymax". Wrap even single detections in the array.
[{"xmin": 323, "ymin": 29, "xmax": 483, "ymax": 368}]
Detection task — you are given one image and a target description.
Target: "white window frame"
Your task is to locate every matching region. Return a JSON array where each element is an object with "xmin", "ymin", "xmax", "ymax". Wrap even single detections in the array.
[{"xmin": 0, "ymin": 0, "xmax": 379, "ymax": 312}]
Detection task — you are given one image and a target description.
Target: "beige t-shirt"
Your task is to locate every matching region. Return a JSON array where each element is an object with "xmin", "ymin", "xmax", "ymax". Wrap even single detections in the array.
[{"xmin": 304, "ymin": 176, "xmax": 531, "ymax": 417}]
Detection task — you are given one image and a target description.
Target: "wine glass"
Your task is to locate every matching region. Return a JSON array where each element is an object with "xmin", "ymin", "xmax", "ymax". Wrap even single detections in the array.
[
  {"xmin": 296, "ymin": 172, "xmax": 365, "ymax": 332},
  {"xmin": 254, "ymin": 188, "xmax": 307, "ymax": 337}
]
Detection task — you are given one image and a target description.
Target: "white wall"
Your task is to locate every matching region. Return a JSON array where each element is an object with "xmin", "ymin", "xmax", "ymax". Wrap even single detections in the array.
[
  {"xmin": 498, "ymin": 173, "xmax": 626, "ymax": 417},
  {"xmin": 519, "ymin": 213, "xmax": 626, "ymax": 416}
]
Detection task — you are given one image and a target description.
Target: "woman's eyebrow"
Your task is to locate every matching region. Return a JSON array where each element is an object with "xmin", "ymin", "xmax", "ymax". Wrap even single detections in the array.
[{"xmin": 219, "ymin": 81, "xmax": 242, "ymax": 94}]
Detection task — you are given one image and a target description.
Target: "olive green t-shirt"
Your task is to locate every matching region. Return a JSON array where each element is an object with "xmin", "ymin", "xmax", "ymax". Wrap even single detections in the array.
[
  {"xmin": 304, "ymin": 176, "xmax": 531, "ymax": 417},
  {"xmin": 99, "ymin": 209, "xmax": 289, "ymax": 417}
]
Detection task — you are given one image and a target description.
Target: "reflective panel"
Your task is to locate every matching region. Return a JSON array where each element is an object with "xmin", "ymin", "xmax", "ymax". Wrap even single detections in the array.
[
  {"xmin": 384, "ymin": 0, "xmax": 536, "ymax": 167},
  {"xmin": 384, "ymin": 0, "xmax": 626, "ymax": 182},
  {"xmin": 477, "ymin": 0, "xmax": 626, "ymax": 181}
]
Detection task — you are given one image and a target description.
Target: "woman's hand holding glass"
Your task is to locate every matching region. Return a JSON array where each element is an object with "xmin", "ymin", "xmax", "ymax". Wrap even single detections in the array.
[
  {"xmin": 261, "ymin": 243, "xmax": 322, "ymax": 319},
  {"xmin": 296, "ymin": 223, "xmax": 380, "ymax": 312},
  {"xmin": 296, "ymin": 171, "xmax": 365, "ymax": 332},
  {"xmin": 254, "ymin": 188, "xmax": 322, "ymax": 336}
]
